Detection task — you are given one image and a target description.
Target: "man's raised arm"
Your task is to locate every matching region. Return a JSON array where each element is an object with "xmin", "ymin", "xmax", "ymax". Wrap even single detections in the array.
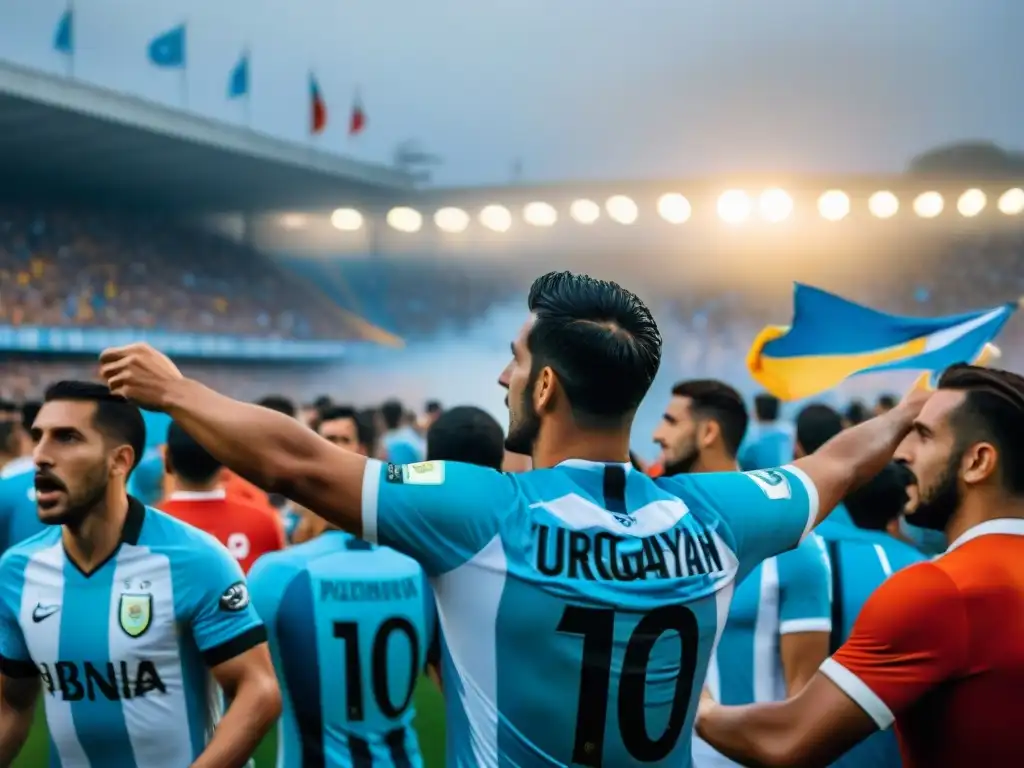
[{"xmin": 100, "ymin": 343, "xmax": 368, "ymax": 535}]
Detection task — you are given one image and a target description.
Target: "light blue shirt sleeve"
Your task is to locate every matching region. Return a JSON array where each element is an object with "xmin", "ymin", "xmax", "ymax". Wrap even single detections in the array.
[
  {"xmin": 777, "ymin": 534, "xmax": 832, "ymax": 635},
  {"xmin": 186, "ymin": 539, "xmax": 266, "ymax": 664},
  {"xmin": 0, "ymin": 555, "xmax": 30, "ymax": 671},
  {"xmin": 362, "ymin": 458, "xmax": 511, "ymax": 576}
]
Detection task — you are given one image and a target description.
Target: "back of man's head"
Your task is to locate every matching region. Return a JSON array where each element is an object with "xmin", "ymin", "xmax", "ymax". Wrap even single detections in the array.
[
  {"xmin": 795, "ymin": 403, "xmax": 844, "ymax": 457},
  {"xmin": 875, "ymin": 393, "xmax": 898, "ymax": 414},
  {"xmin": 166, "ymin": 421, "xmax": 222, "ymax": 485},
  {"xmin": 843, "ymin": 400, "xmax": 868, "ymax": 427},
  {"xmin": 844, "ymin": 462, "xmax": 912, "ymax": 530},
  {"xmin": 257, "ymin": 395, "xmax": 296, "ymax": 419},
  {"xmin": 20, "ymin": 401, "xmax": 41, "ymax": 433},
  {"xmin": 43, "ymin": 381, "xmax": 146, "ymax": 472},
  {"xmin": 672, "ymin": 379, "xmax": 748, "ymax": 458},
  {"xmin": 381, "ymin": 399, "xmax": 404, "ymax": 431},
  {"xmin": 526, "ymin": 271, "xmax": 662, "ymax": 429},
  {"xmin": 753, "ymin": 393, "xmax": 780, "ymax": 422},
  {"xmin": 938, "ymin": 364, "xmax": 1024, "ymax": 495},
  {"xmin": 427, "ymin": 406, "xmax": 505, "ymax": 470}
]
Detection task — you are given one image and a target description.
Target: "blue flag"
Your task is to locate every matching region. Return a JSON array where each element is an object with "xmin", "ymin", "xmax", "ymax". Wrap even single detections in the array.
[
  {"xmin": 747, "ymin": 284, "xmax": 1018, "ymax": 400},
  {"xmin": 228, "ymin": 53, "xmax": 249, "ymax": 98},
  {"xmin": 148, "ymin": 24, "xmax": 186, "ymax": 68},
  {"xmin": 53, "ymin": 9, "xmax": 73, "ymax": 54}
]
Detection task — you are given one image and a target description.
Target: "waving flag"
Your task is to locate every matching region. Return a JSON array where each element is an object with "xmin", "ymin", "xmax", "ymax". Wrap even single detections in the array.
[
  {"xmin": 747, "ymin": 284, "xmax": 1019, "ymax": 401},
  {"xmin": 53, "ymin": 8, "xmax": 73, "ymax": 54},
  {"xmin": 349, "ymin": 90, "xmax": 366, "ymax": 135},
  {"xmin": 310, "ymin": 73, "xmax": 327, "ymax": 134},
  {"xmin": 148, "ymin": 24, "xmax": 186, "ymax": 68},
  {"xmin": 228, "ymin": 52, "xmax": 249, "ymax": 99}
]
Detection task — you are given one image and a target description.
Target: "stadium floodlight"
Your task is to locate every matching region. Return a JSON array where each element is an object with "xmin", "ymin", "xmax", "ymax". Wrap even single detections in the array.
[
  {"xmin": 759, "ymin": 188, "xmax": 793, "ymax": 223},
  {"xmin": 717, "ymin": 190, "xmax": 751, "ymax": 224},
  {"xmin": 657, "ymin": 193, "xmax": 692, "ymax": 224},
  {"xmin": 523, "ymin": 201, "xmax": 558, "ymax": 227},
  {"xmin": 817, "ymin": 190, "xmax": 850, "ymax": 221},
  {"xmin": 280, "ymin": 213, "xmax": 307, "ymax": 229},
  {"xmin": 998, "ymin": 188, "xmax": 1024, "ymax": 215},
  {"xmin": 480, "ymin": 204, "xmax": 513, "ymax": 232},
  {"xmin": 570, "ymin": 198, "xmax": 600, "ymax": 224},
  {"xmin": 606, "ymin": 195, "xmax": 639, "ymax": 225},
  {"xmin": 913, "ymin": 191, "xmax": 944, "ymax": 219},
  {"xmin": 434, "ymin": 207, "xmax": 470, "ymax": 233},
  {"xmin": 868, "ymin": 191, "xmax": 899, "ymax": 219},
  {"xmin": 386, "ymin": 206, "xmax": 423, "ymax": 233},
  {"xmin": 331, "ymin": 208, "xmax": 363, "ymax": 231},
  {"xmin": 957, "ymin": 189, "xmax": 987, "ymax": 218}
]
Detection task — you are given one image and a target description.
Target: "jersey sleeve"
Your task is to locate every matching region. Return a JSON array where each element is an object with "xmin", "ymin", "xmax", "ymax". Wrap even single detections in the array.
[
  {"xmin": 187, "ymin": 539, "xmax": 268, "ymax": 667},
  {"xmin": 819, "ymin": 562, "xmax": 968, "ymax": 729},
  {"xmin": 361, "ymin": 459, "xmax": 511, "ymax": 576},
  {"xmin": 0, "ymin": 556, "xmax": 32, "ymax": 678},
  {"xmin": 777, "ymin": 534, "xmax": 832, "ymax": 634}
]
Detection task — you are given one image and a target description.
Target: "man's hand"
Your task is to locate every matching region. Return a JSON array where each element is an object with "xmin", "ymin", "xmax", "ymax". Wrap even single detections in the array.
[{"xmin": 99, "ymin": 343, "xmax": 184, "ymax": 410}]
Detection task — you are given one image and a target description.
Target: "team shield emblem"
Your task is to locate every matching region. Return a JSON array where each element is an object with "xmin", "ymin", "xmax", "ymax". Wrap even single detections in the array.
[{"xmin": 119, "ymin": 593, "xmax": 152, "ymax": 638}]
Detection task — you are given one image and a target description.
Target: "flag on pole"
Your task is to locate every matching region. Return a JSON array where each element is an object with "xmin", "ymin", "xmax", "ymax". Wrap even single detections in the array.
[
  {"xmin": 310, "ymin": 74, "xmax": 327, "ymax": 135},
  {"xmin": 53, "ymin": 8, "xmax": 73, "ymax": 54},
  {"xmin": 228, "ymin": 52, "xmax": 249, "ymax": 99},
  {"xmin": 148, "ymin": 24, "xmax": 186, "ymax": 68},
  {"xmin": 746, "ymin": 284, "xmax": 1019, "ymax": 401},
  {"xmin": 349, "ymin": 90, "xmax": 366, "ymax": 136}
]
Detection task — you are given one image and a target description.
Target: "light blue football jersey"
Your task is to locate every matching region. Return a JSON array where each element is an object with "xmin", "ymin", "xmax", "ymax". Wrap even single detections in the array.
[
  {"xmin": 0, "ymin": 499, "xmax": 266, "ymax": 767},
  {"xmin": 817, "ymin": 510, "xmax": 924, "ymax": 768},
  {"xmin": 0, "ymin": 460, "xmax": 45, "ymax": 555},
  {"xmin": 249, "ymin": 531, "xmax": 436, "ymax": 768},
  {"xmin": 126, "ymin": 446, "xmax": 166, "ymax": 507},
  {"xmin": 361, "ymin": 458, "xmax": 819, "ymax": 767},
  {"xmin": 737, "ymin": 424, "xmax": 795, "ymax": 472}
]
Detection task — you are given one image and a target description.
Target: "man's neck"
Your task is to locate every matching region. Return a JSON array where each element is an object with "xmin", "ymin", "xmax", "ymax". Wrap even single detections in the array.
[
  {"xmin": 532, "ymin": 427, "xmax": 631, "ymax": 470},
  {"xmin": 947, "ymin": 491, "xmax": 1024, "ymax": 547},
  {"xmin": 62, "ymin": 493, "xmax": 130, "ymax": 574},
  {"xmin": 692, "ymin": 452, "xmax": 738, "ymax": 474}
]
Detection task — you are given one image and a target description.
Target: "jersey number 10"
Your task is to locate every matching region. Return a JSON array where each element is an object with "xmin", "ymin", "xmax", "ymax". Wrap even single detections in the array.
[
  {"xmin": 557, "ymin": 604, "xmax": 699, "ymax": 767},
  {"xmin": 334, "ymin": 619, "xmax": 419, "ymax": 721}
]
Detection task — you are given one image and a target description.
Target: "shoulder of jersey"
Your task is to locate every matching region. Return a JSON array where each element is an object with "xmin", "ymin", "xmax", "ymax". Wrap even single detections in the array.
[
  {"xmin": 141, "ymin": 505, "xmax": 234, "ymax": 553},
  {"xmin": 0, "ymin": 526, "xmax": 60, "ymax": 567},
  {"xmin": 0, "ymin": 458, "xmax": 34, "ymax": 481}
]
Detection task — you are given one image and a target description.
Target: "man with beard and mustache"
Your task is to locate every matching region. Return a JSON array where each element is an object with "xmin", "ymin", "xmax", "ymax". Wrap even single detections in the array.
[
  {"xmin": 0, "ymin": 381, "xmax": 281, "ymax": 767},
  {"xmin": 97, "ymin": 271, "xmax": 925, "ymax": 768},
  {"xmin": 652, "ymin": 380, "xmax": 831, "ymax": 768},
  {"xmin": 696, "ymin": 364, "xmax": 1024, "ymax": 768}
]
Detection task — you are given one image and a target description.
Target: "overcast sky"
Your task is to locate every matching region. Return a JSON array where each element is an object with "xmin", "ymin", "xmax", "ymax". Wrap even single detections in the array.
[{"xmin": 0, "ymin": 0, "xmax": 1021, "ymax": 186}]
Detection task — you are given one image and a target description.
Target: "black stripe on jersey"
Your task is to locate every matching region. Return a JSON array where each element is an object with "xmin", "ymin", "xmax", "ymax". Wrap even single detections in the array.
[
  {"xmin": 385, "ymin": 727, "xmax": 413, "ymax": 768},
  {"xmin": 349, "ymin": 735, "xmax": 372, "ymax": 768},
  {"xmin": 277, "ymin": 571, "xmax": 326, "ymax": 768},
  {"xmin": 825, "ymin": 540, "xmax": 844, "ymax": 655},
  {"xmin": 0, "ymin": 654, "xmax": 38, "ymax": 679},
  {"xmin": 202, "ymin": 624, "xmax": 268, "ymax": 668},
  {"xmin": 602, "ymin": 464, "xmax": 628, "ymax": 515}
]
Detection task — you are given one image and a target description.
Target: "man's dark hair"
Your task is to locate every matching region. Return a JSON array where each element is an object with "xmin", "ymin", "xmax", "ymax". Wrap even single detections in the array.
[
  {"xmin": 796, "ymin": 403, "xmax": 844, "ymax": 455},
  {"xmin": 876, "ymin": 393, "xmax": 898, "ymax": 411},
  {"xmin": 671, "ymin": 379, "xmax": 748, "ymax": 457},
  {"xmin": 43, "ymin": 381, "xmax": 146, "ymax": 471},
  {"xmin": 357, "ymin": 409, "xmax": 380, "ymax": 456},
  {"xmin": 313, "ymin": 395, "xmax": 333, "ymax": 411},
  {"xmin": 381, "ymin": 399, "xmax": 404, "ymax": 430},
  {"xmin": 938, "ymin": 364, "xmax": 1024, "ymax": 495},
  {"xmin": 318, "ymin": 404, "xmax": 376, "ymax": 449},
  {"xmin": 753, "ymin": 393, "xmax": 780, "ymax": 422},
  {"xmin": 844, "ymin": 400, "xmax": 868, "ymax": 426},
  {"xmin": 257, "ymin": 395, "xmax": 296, "ymax": 419},
  {"xmin": 427, "ymin": 406, "xmax": 505, "ymax": 470},
  {"xmin": 0, "ymin": 400, "xmax": 17, "ymax": 416},
  {"xmin": 20, "ymin": 401, "xmax": 41, "ymax": 432},
  {"xmin": 526, "ymin": 271, "xmax": 661, "ymax": 428},
  {"xmin": 166, "ymin": 421, "xmax": 222, "ymax": 484},
  {"xmin": 425, "ymin": 400, "xmax": 443, "ymax": 415},
  {"xmin": 844, "ymin": 462, "xmax": 911, "ymax": 530}
]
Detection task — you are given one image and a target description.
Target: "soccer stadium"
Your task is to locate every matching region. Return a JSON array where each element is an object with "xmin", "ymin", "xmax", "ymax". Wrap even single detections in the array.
[{"xmin": 3, "ymin": 4, "xmax": 1024, "ymax": 767}]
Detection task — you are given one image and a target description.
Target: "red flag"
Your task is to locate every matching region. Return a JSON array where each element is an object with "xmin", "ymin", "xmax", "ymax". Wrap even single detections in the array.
[
  {"xmin": 310, "ymin": 73, "xmax": 327, "ymax": 135},
  {"xmin": 349, "ymin": 91, "xmax": 366, "ymax": 136}
]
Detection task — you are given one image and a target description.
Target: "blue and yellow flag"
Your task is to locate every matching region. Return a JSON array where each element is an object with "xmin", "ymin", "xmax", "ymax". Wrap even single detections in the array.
[{"xmin": 748, "ymin": 284, "xmax": 1019, "ymax": 400}]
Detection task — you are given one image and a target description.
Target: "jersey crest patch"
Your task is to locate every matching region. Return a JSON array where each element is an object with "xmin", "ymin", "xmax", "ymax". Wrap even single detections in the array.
[
  {"xmin": 744, "ymin": 469, "xmax": 792, "ymax": 500},
  {"xmin": 220, "ymin": 581, "xmax": 250, "ymax": 612},
  {"xmin": 118, "ymin": 593, "xmax": 153, "ymax": 638},
  {"xmin": 387, "ymin": 461, "xmax": 446, "ymax": 486}
]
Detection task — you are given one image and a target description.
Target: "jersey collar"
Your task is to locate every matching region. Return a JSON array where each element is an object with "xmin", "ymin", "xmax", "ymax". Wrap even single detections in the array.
[
  {"xmin": 168, "ymin": 489, "xmax": 227, "ymax": 502},
  {"xmin": 946, "ymin": 518, "xmax": 1024, "ymax": 552},
  {"xmin": 556, "ymin": 459, "xmax": 633, "ymax": 471}
]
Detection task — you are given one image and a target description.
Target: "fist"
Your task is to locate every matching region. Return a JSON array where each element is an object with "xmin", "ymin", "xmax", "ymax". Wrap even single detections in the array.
[{"xmin": 98, "ymin": 343, "xmax": 184, "ymax": 410}]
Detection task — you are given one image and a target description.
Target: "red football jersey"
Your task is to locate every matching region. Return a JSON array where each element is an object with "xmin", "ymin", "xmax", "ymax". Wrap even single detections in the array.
[
  {"xmin": 821, "ymin": 518, "xmax": 1024, "ymax": 768},
  {"xmin": 160, "ymin": 489, "xmax": 286, "ymax": 574}
]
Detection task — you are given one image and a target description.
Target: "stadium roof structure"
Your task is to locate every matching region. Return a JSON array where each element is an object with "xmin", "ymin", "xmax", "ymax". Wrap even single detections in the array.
[{"xmin": 0, "ymin": 61, "xmax": 414, "ymax": 213}]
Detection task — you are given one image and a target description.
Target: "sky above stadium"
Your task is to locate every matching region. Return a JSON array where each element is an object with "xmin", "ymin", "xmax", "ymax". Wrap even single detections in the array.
[{"xmin": 2, "ymin": 0, "xmax": 1021, "ymax": 185}]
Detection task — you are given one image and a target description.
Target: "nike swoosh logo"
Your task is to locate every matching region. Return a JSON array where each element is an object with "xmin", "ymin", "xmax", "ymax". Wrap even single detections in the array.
[{"xmin": 32, "ymin": 604, "xmax": 60, "ymax": 623}]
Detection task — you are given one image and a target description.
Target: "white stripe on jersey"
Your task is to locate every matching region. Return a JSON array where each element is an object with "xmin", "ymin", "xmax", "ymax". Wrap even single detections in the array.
[
  {"xmin": 752, "ymin": 558, "xmax": 782, "ymax": 704},
  {"xmin": 529, "ymin": 494, "xmax": 689, "ymax": 536}
]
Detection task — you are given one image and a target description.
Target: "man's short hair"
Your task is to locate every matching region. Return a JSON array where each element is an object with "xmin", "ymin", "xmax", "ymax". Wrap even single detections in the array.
[
  {"xmin": 671, "ymin": 379, "xmax": 748, "ymax": 457},
  {"xmin": 0, "ymin": 400, "xmax": 17, "ymax": 418},
  {"xmin": 427, "ymin": 406, "xmax": 505, "ymax": 470},
  {"xmin": 526, "ymin": 271, "xmax": 662, "ymax": 428},
  {"xmin": 166, "ymin": 421, "xmax": 222, "ymax": 484},
  {"xmin": 43, "ymin": 381, "xmax": 146, "ymax": 471},
  {"xmin": 939, "ymin": 364, "xmax": 1024, "ymax": 495},
  {"xmin": 876, "ymin": 393, "xmax": 898, "ymax": 411},
  {"xmin": 318, "ymin": 404, "xmax": 376, "ymax": 448},
  {"xmin": 844, "ymin": 400, "xmax": 868, "ymax": 426},
  {"xmin": 425, "ymin": 400, "xmax": 443, "ymax": 415},
  {"xmin": 356, "ymin": 409, "xmax": 380, "ymax": 456},
  {"xmin": 257, "ymin": 395, "xmax": 296, "ymax": 419},
  {"xmin": 20, "ymin": 401, "xmax": 41, "ymax": 432},
  {"xmin": 844, "ymin": 462, "xmax": 911, "ymax": 530},
  {"xmin": 796, "ymin": 403, "xmax": 843, "ymax": 455},
  {"xmin": 753, "ymin": 393, "xmax": 780, "ymax": 422},
  {"xmin": 381, "ymin": 399, "xmax": 404, "ymax": 430}
]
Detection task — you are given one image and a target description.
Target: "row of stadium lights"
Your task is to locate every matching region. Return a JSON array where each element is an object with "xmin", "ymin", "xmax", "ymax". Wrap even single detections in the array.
[{"xmin": 285, "ymin": 187, "xmax": 1024, "ymax": 234}]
